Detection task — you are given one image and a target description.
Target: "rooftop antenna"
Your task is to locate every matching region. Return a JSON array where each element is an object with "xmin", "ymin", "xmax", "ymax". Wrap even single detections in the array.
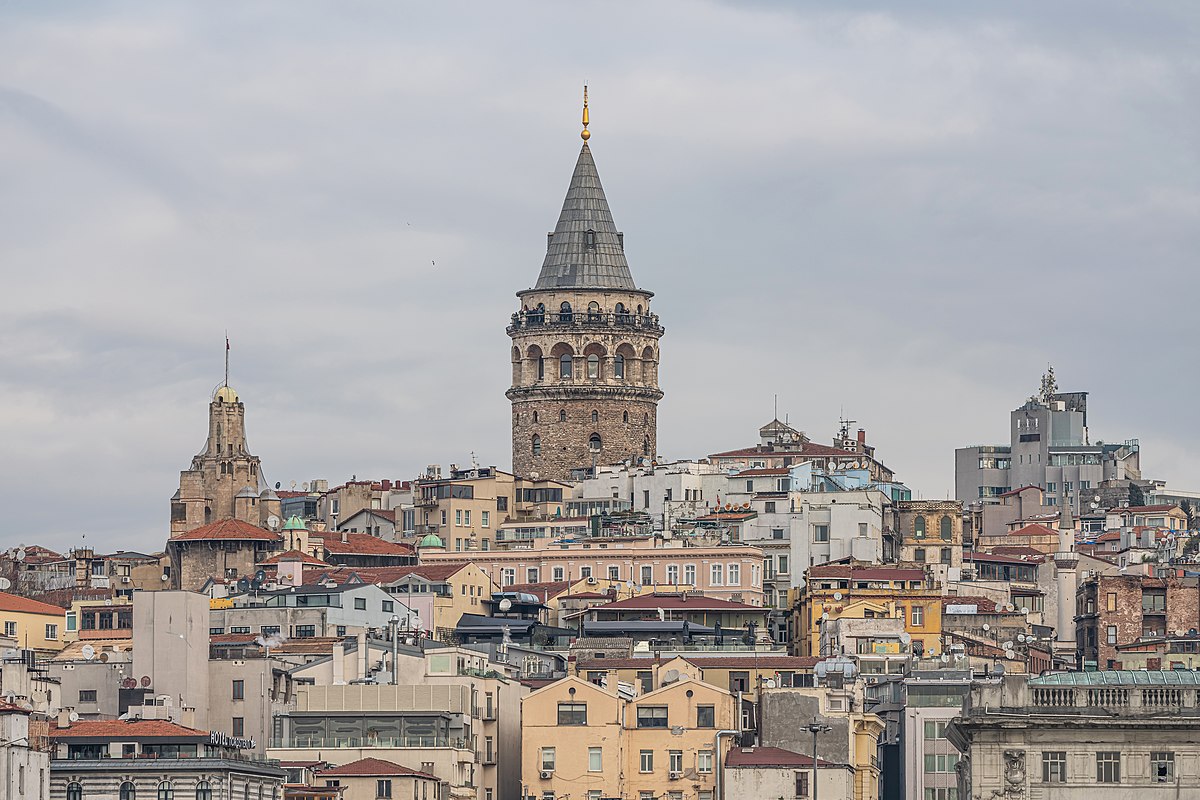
[
  {"xmin": 774, "ymin": 393, "xmax": 778, "ymax": 422},
  {"xmin": 224, "ymin": 332, "xmax": 230, "ymax": 388}
]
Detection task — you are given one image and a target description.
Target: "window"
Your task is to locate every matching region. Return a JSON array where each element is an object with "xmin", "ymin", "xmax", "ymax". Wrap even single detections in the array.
[
  {"xmin": 1096, "ymin": 752, "xmax": 1120, "ymax": 783},
  {"xmin": 1047, "ymin": 482, "xmax": 1057, "ymax": 492},
  {"xmin": 924, "ymin": 721, "xmax": 948, "ymax": 739},
  {"xmin": 914, "ymin": 548, "xmax": 926, "ymax": 563},
  {"xmin": 814, "ymin": 524, "xmax": 829, "ymax": 543},
  {"xmin": 230, "ymin": 626, "xmax": 251, "ymax": 635},
  {"xmin": 669, "ymin": 750, "xmax": 683, "ymax": 773},
  {"xmin": 531, "ymin": 435, "xmax": 541, "ymax": 456},
  {"xmin": 559, "ymin": 301, "xmax": 573, "ymax": 322},
  {"xmin": 765, "ymin": 501, "xmax": 776, "ymax": 513},
  {"xmin": 710, "ymin": 564, "xmax": 724, "ymax": 585},
  {"xmin": 232, "ymin": 679, "xmax": 245, "ymax": 700},
  {"xmin": 940, "ymin": 516, "xmax": 953, "ymax": 540},
  {"xmin": 588, "ymin": 746, "xmax": 603, "ymax": 772},
  {"xmin": 558, "ymin": 702, "xmax": 587, "ymax": 725},
  {"xmin": 637, "ymin": 706, "xmax": 668, "ymax": 728},
  {"xmin": 540, "ymin": 747, "xmax": 556, "ymax": 771},
  {"xmin": 377, "ymin": 780, "xmax": 392, "ymax": 799},
  {"xmin": 3, "ymin": 621, "xmax": 15, "ymax": 637},
  {"xmin": 295, "ymin": 625, "xmax": 316, "ymax": 638},
  {"xmin": 501, "ymin": 568, "xmax": 515, "ymax": 586},
  {"xmin": 684, "ymin": 565, "xmax": 696, "ymax": 586},
  {"xmin": 940, "ymin": 548, "xmax": 952, "ymax": 565},
  {"xmin": 772, "ymin": 528, "xmax": 785, "ymax": 540},
  {"xmin": 923, "ymin": 791, "xmax": 957, "ymax": 800},
  {"xmin": 924, "ymin": 753, "xmax": 958, "ymax": 773},
  {"xmin": 589, "ymin": 433, "xmax": 602, "ymax": 452},
  {"xmin": 698, "ymin": 750, "xmax": 713, "ymax": 773},
  {"xmin": 640, "ymin": 750, "xmax": 654, "ymax": 772},
  {"xmin": 158, "ymin": 782, "xmax": 174, "ymax": 800},
  {"xmin": 641, "ymin": 565, "xmax": 653, "ymax": 585},
  {"xmin": 79, "ymin": 690, "xmax": 97, "ymax": 703},
  {"xmin": 727, "ymin": 563, "xmax": 740, "ymax": 585},
  {"xmin": 382, "ymin": 600, "xmax": 394, "ymax": 613},
  {"xmin": 579, "ymin": 566, "xmax": 592, "ymax": 579},
  {"xmin": 45, "ymin": 624, "xmax": 58, "ymax": 640},
  {"xmin": 481, "ymin": 511, "xmax": 489, "ymax": 528},
  {"xmin": 1106, "ymin": 592, "xmax": 1117, "ymax": 611},
  {"xmin": 608, "ymin": 565, "xmax": 620, "ymax": 580},
  {"xmin": 1106, "ymin": 625, "xmax": 1117, "ymax": 645},
  {"xmin": 912, "ymin": 607, "xmax": 924, "ymax": 626},
  {"xmin": 560, "ymin": 354, "xmax": 572, "ymax": 379},
  {"xmin": 67, "ymin": 784, "xmax": 83, "ymax": 800},
  {"xmin": 232, "ymin": 717, "xmax": 244, "ymax": 737},
  {"xmin": 1151, "ymin": 751, "xmax": 1174, "ymax": 782},
  {"xmin": 587, "ymin": 355, "xmax": 599, "ymax": 379},
  {"xmin": 697, "ymin": 705, "xmax": 715, "ymax": 728},
  {"xmin": 354, "ymin": 597, "xmax": 367, "ymax": 610},
  {"xmin": 615, "ymin": 354, "xmax": 625, "ymax": 379},
  {"xmin": 527, "ymin": 567, "xmax": 540, "ymax": 583},
  {"xmin": 123, "ymin": 782, "xmax": 140, "ymax": 800},
  {"xmin": 1038, "ymin": 750, "xmax": 1066, "ymax": 782},
  {"xmin": 666, "ymin": 564, "xmax": 679, "ymax": 584},
  {"xmin": 778, "ymin": 555, "xmax": 789, "ymax": 574},
  {"xmin": 914, "ymin": 516, "xmax": 926, "ymax": 538},
  {"xmin": 795, "ymin": 772, "xmax": 810, "ymax": 798},
  {"xmin": 729, "ymin": 671, "xmax": 750, "ymax": 692}
]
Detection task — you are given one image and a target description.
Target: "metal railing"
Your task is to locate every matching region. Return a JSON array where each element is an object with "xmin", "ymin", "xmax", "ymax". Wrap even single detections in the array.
[
  {"xmin": 507, "ymin": 311, "xmax": 663, "ymax": 334},
  {"xmin": 270, "ymin": 736, "xmax": 469, "ymax": 749}
]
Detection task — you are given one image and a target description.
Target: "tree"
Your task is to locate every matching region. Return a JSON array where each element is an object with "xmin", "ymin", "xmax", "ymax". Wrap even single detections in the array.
[
  {"xmin": 1182, "ymin": 499, "xmax": 1196, "ymax": 531},
  {"xmin": 1128, "ymin": 483, "xmax": 1146, "ymax": 507}
]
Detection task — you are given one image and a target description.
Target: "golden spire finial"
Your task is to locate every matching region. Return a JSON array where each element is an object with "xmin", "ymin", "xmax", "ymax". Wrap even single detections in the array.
[{"xmin": 581, "ymin": 84, "xmax": 590, "ymax": 141}]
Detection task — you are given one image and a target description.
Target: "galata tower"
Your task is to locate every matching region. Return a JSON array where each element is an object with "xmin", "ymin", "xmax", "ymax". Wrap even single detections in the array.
[{"xmin": 507, "ymin": 90, "xmax": 664, "ymax": 481}]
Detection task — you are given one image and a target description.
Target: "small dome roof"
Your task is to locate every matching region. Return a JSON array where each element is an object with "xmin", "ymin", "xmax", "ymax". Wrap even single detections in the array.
[
  {"xmin": 418, "ymin": 533, "xmax": 445, "ymax": 548},
  {"xmin": 260, "ymin": 488, "xmax": 279, "ymax": 500},
  {"xmin": 282, "ymin": 515, "xmax": 308, "ymax": 531},
  {"xmin": 235, "ymin": 485, "xmax": 258, "ymax": 499},
  {"xmin": 213, "ymin": 385, "xmax": 239, "ymax": 403}
]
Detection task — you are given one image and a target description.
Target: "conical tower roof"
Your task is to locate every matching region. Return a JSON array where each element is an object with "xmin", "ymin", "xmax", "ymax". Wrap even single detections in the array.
[{"xmin": 533, "ymin": 143, "xmax": 640, "ymax": 291}]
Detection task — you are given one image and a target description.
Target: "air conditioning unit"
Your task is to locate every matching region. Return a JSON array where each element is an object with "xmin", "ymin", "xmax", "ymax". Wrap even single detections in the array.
[
  {"xmin": 539, "ymin": 771, "xmax": 553, "ymax": 780},
  {"xmin": 586, "ymin": 576, "xmax": 598, "ymax": 585},
  {"xmin": 121, "ymin": 577, "xmax": 130, "ymax": 584},
  {"xmin": 669, "ymin": 771, "xmax": 682, "ymax": 781}
]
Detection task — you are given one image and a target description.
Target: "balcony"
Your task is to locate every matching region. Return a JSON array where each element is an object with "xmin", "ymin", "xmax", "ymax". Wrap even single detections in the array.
[
  {"xmin": 507, "ymin": 311, "xmax": 663, "ymax": 335},
  {"xmin": 270, "ymin": 735, "xmax": 470, "ymax": 749}
]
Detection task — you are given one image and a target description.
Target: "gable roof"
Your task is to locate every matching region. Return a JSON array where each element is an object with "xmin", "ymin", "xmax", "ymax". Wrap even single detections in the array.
[
  {"xmin": 726, "ymin": 746, "xmax": 840, "ymax": 768},
  {"xmin": 1008, "ymin": 523, "xmax": 1058, "ymax": 537},
  {"xmin": 0, "ymin": 591, "xmax": 66, "ymax": 616},
  {"xmin": 172, "ymin": 519, "xmax": 282, "ymax": 542},
  {"xmin": 304, "ymin": 564, "xmax": 469, "ymax": 586},
  {"xmin": 1116, "ymin": 505, "xmax": 1181, "ymax": 514},
  {"xmin": 320, "ymin": 757, "xmax": 436, "ymax": 779},
  {"xmin": 314, "ymin": 532, "xmax": 413, "ymax": 557},
  {"xmin": 51, "ymin": 719, "xmax": 208, "ymax": 739},
  {"xmin": 258, "ymin": 550, "xmax": 330, "ymax": 567}
]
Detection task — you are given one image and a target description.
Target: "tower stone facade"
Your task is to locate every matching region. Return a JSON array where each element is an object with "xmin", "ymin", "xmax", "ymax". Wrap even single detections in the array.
[
  {"xmin": 170, "ymin": 384, "xmax": 282, "ymax": 536},
  {"xmin": 507, "ymin": 129, "xmax": 663, "ymax": 481}
]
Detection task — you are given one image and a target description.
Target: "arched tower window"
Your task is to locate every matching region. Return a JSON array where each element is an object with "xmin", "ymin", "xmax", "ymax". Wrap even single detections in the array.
[
  {"xmin": 614, "ymin": 353, "xmax": 625, "ymax": 379},
  {"xmin": 914, "ymin": 516, "xmax": 926, "ymax": 539},
  {"xmin": 587, "ymin": 301, "xmax": 600, "ymax": 321},
  {"xmin": 531, "ymin": 435, "xmax": 541, "ymax": 456},
  {"xmin": 591, "ymin": 410, "xmax": 599, "ymax": 423},
  {"xmin": 623, "ymin": 411, "xmax": 629, "ymax": 423},
  {"xmin": 120, "ymin": 782, "xmax": 137, "ymax": 800},
  {"xmin": 940, "ymin": 515, "xmax": 953, "ymax": 540},
  {"xmin": 558, "ymin": 302, "xmax": 573, "ymax": 324},
  {"xmin": 531, "ymin": 303, "xmax": 545, "ymax": 325},
  {"xmin": 532, "ymin": 410, "xmax": 539, "ymax": 423},
  {"xmin": 643, "ymin": 436, "xmax": 651, "ymax": 456},
  {"xmin": 559, "ymin": 409, "xmax": 567, "ymax": 422},
  {"xmin": 615, "ymin": 302, "xmax": 629, "ymax": 324},
  {"xmin": 527, "ymin": 345, "xmax": 544, "ymax": 382},
  {"xmin": 589, "ymin": 433, "xmax": 602, "ymax": 451},
  {"xmin": 587, "ymin": 354, "xmax": 599, "ymax": 379},
  {"xmin": 559, "ymin": 353, "xmax": 573, "ymax": 379},
  {"xmin": 67, "ymin": 784, "xmax": 83, "ymax": 800}
]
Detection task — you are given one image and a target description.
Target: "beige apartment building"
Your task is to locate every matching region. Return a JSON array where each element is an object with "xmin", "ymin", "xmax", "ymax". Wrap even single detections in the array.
[
  {"xmin": 522, "ymin": 675, "xmax": 736, "ymax": 800},
  {"xmin": 412, "ymin": 465, "xmax": 571, "ymax": 553},
  {"xmin": 421, "ymin": 541, "xmax": 766, "ymax": 606}
]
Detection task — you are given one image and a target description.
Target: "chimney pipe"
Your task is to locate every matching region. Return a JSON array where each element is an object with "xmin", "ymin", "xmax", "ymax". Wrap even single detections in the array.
[
  {"xmin": 58, "ymin": 708, "xmax": 72, "ymax": 729},
  {"xmin": 857, "ymin": 429, "xmax": 866, "ymax": 445}
]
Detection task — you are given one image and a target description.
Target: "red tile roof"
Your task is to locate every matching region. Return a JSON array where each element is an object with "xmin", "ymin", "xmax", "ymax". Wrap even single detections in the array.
[
  {"xmin": 304, "ymin": 564, "xmax": 467, "ymax": 586},
  {"xmin": 0, "ymin": 700, "xmax": 31, "ymax": 714},
  {"xmin": 0, "ymin": 591, "xmax": 67, "ymax": 616},
  {"xmin": 561, "ymin": 591, "xmax": 611, "ymax": 600},
  {"xmin": 595, "ymin": 594, "xmax": 766, "ymax": 612},
  {"xmin": 341, "ymin": 509, "xmax": 397, "ymax": 523},
  {"xmin": 1095, "ymin": 531, "xmax": 1122, "ymax": 542},
  {"xmin": 1118, "ymin": 505, "xmax": 1180, "ymax": 514},
  {"xmin": 259, "ymin": 550, "xmax": 330, "ymax": 567},
  {"xmin": 1008, "ymin": 523, "xmax": 1058, "ymax": 537},
  {"xmin": 315, "ymin": 533, "xmax": 414, "ymax": 557},
  {"xmin": 807, "ymin": 565, "xmax": 927, "ymax": 582},
  {"xmin": 725, "ymin": 746, "xmax": 839, "ymax": 768},
  {"xmin": 51, "ymin": 719, "xmax": 208, "ymax": 739},
  {"xmin": 988, "ymin": 546, "xmax": 1047, "ymax": 560},
  {"xmin": 172, "ymin": 519, "xmax": 282, "ymax": 542},
  {"xmin": 320, "ymin": 758, "xmax": 436, "ymax": 779},
  {"xmin": 998, "ymin": 485, "xmax": 1043, "ymax": 498}
]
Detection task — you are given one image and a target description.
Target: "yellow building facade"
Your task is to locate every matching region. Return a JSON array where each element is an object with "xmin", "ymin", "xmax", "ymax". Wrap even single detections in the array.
[
  {"xmin": 0, "ymin": 591, "xmax": 67, "ymax": 653},
  {"xmin": 522, "ymin": 675, "xmax": 736, "ymax": 800}
]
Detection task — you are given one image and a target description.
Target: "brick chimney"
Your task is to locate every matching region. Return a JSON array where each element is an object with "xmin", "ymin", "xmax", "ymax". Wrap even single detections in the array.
[{"xmin": 857, "ymin": 428, "xmax": 867, "ymax": 445}]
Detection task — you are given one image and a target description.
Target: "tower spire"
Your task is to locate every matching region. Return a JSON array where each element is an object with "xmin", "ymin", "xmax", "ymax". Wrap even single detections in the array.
[
  {"xmin": 581, "ymin": 85, "xmax": 590, "ymax": 141},
  {"xmin": 224, "ymin": 332, "xmax": 230, "ymax": 388}
]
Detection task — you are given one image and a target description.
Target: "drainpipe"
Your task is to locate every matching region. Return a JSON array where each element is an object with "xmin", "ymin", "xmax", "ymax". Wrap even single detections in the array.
[{"xmin": 713, "ymin": 729, "xmax": 739, "ymax": 800}]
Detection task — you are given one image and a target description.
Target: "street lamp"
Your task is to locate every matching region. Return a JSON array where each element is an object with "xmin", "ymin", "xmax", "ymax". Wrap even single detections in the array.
[
  {"xmin": 805, "ymin": 720, "xmax": 832, "ymax": 800},
  {"xmin": 389, "ymin": 615, "xmax": 400, "ymax": 685}
]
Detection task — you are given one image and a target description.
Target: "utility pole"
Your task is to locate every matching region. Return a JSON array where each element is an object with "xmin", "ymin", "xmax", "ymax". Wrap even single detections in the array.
[{"xmin": 805, "ymin": 720, "xmax": 832, "ymax": 800}]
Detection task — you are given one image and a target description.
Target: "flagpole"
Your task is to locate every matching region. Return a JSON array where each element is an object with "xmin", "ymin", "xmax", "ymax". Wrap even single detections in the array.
[{"xmin": 225, "ymin": 332, "xmax": 230, "ymax": 388}]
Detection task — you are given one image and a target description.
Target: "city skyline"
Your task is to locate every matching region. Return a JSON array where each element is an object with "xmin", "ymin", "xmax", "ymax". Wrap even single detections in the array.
[{"xmin": 2, "ymin": 1, "xmax": 1198, "ymax": 550}]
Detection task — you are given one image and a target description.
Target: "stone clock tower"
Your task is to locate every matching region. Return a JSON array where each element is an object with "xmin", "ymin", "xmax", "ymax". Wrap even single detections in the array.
[{"xmin": 507, "ymin": 91, "xmax": 664, "ymax": 481}]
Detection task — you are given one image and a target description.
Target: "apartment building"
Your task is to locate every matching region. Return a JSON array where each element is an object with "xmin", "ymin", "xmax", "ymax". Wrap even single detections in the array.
[
  {"xmin": 522, "ymin": 675, "xmax": 736, "ymax": 800},
  {"xmin": 1076, "ymin": 573, "xmax": 1200, "ymax": 670},
  {"xmin": 0, "ymin": 591, "xmax": 67, "ymax": 654}
]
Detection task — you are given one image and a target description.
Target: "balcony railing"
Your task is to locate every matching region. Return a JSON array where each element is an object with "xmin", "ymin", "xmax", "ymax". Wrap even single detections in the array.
[
  {"xmin": 507, "ymin": 311, "xmax": 663, "ymax": 334},
  {"xmin": 270, "ymin": 736, "xmax": 470, "ymax": 749}
]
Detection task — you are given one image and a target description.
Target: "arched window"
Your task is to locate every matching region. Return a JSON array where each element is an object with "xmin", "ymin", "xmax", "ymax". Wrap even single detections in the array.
[
  {"xmin": 614, "ymin": 353, "xmax": 625, "ymax": 379},
  {"xmin": 615, "ymin": 302, "xmax": 629, "ymax": 324},
  {"xmin": 623, "ymin": 411, "xmax": 629, "ymax": 423},
  {"xmin": 157, "ymin": 782, "xmax": 174, "ymax": 800},
  {"xmin": 643, "ymin": 436, "xmax": 651, "ymax": 456},
  {"xmin": 914, "ymin": 516, "xmax": 926, "ymax": 539},
  {"xmin": 591, "ymin": 410, "xmax": 599, "ymax": 423},
  {"xmin": 196, "ymin": 782, "xmax": 212, "ymax": 800},
  {"xmin": 532, "ymin": 411, "xmax": 539, "ymax": 423},
  {"xmin": 558, "ymin": 302, "xmax": 573, "ymax": 324},
  {"xmin": 587, "ymin": 301, "xmax": 601, "ymax": 321},
  {"xmin": 589, "ymin": 434, "xmax": 602, "ymax": 452},
  {"xmin": 67, "ymin": 784, "xmax": 83, "ymax": 800},
  {"xmin": 587, "ymin": 354, "xmax": 599, "ymax": 379},
  {"xmin": 120, "ymin": 782, "xmax": 137, "ymax": 800},
  {"xmin": 529, "ymin": 303, "xmax": 545, "ymax": 325},
  {"xmin": 559, "ymin": 409, "xmax": 567, "ymax": 422},
  {"xmin": 559, "ymin": 353, "xmax": 572, "ymax": 379},
  {"xmin": 531, "ymin": 435, "xmax": 541, "ymax": 456},
  {"xmin": 940, "ymin": 516, "xmax": 953, "ymax": 540},
  {"xmin": 585, "ymin": 229, "xmax": 596, "ymax": 248}
]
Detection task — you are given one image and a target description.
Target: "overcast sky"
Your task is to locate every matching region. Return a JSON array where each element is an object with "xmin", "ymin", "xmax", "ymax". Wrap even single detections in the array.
[{"xmin": 2, "ymin": 1, "xmax": 1198, "ymax": 553}]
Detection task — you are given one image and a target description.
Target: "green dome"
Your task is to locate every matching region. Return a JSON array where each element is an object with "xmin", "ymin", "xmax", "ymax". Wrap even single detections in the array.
[
  {"xmin": 282, "ymin": 515, "xmax": 307, "ymax": 531},
  {"xmin": 418, "ymin": 533, "xmax": 444, "ymax": 548}
]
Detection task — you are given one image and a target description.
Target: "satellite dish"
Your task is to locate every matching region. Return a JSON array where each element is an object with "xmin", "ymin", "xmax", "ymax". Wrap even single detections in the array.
[
  {"xmin": 821, "ymin": 612, "xmax": 829, "ymax": 621},
  {"xmin": 940, "ymin": 654, "xmax": 950, "ymax": 663},
  {"xmin": 0, "ymin": 578, "xmax": 10, "ymax": 591},
  {"xmin": 833, "ymin": 592, "xmax": 843, "ymax": 601},
  {"xmin": 663, "ymin": 669, "xmax": 680, "ymax": 683},
  {"xmin": 266, "ymin": 516, "xmax": 281, "ymax": 531},
  {"xmin": 763, "ymin": 679, "xmax": 776, "ymax": 688},
  {"xmin": 1017, "ymin": 634, "xmax": 1027, "ymax": 643},
  {"xmin": 99, "ymin": 652, "xmax": 109, "ymax": 663},
  {"xmin": 498, "ymin": 599, "xmax": 513, "ymax": 612},
  {"xmin": 140, "ymin": 676, "xmax": 152, "ymax": 687},
  {"xmin": 14, "ymin": 549, "xmax": 26, "ymax": 562},
  {"xmin": 1002, "ymin": 641, "xmax": 1013, "ymax": 650},
  {"xmin": 982, "ymin": 624, "xmax": 991, "ymax": 631},
  {"xmin": 161, "ymin": 574, "xmax": 169, "ymax": 581},
  {"xmin": 412, "ymin": 616, "xmax": 423, "ymax": 631},
  {"xmin": 275, "ymin": 481, "xmax": 281, "ymax": 490},
  {"xmin": 625, "ymin": 581, "xmax": 636, "ymax": 590},
  {"xmin": 81, "ymin": 645, "xmax": 96, "ymax": 661},
  {"xmin": 68, "ymin": 711, "xmax": 80, "ymax": 723},
  {"xmin": 1020, "ymin": 606, "xmax": 1030, "ymax": 615},
  {"xmin": 899, "ymin": 632, "xmax": 912, "ymax": 645}
]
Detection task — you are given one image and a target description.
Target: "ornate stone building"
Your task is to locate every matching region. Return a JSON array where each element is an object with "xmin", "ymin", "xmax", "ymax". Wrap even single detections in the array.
[
  {"xmin": 507, "ymin": 97, "xmax": 664, "ymax": 481},
  {"xmin": 170, "ymin": 384, "xmax": 281, "ymax": 536}
]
